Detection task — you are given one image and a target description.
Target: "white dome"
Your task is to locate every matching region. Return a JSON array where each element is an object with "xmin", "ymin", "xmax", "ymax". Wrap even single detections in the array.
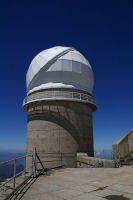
[{"xmin": 26, "ymin": 46, "xmax": 94, "ymax": 94}]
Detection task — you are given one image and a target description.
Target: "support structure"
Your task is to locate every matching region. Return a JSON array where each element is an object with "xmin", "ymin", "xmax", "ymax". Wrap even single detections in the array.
[{"xmin": 23, "ymin": 46, "xmax": 97, "ymax": 168}]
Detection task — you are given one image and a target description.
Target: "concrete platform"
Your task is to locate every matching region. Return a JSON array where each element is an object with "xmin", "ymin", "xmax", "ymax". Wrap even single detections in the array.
[{"xmin": 20, "ymin": 166, "xmax": 133, "ymax": 200}]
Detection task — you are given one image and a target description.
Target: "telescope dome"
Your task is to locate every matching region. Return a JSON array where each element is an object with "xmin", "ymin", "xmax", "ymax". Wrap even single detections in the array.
[{"xmin": 26, "ymin": 46, "xmax": 94, "ymax": 95}]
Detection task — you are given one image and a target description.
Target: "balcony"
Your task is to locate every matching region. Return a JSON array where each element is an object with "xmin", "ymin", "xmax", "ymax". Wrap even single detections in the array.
[{"xmin": 23, "ymin": 90, "xmax": 97, "ymax": 110}]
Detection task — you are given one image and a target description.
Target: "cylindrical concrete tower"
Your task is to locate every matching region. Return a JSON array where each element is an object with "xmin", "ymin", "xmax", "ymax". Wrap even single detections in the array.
[{"xmin": 23, "ymin": 46, "xmax": 97, "ymax": 168}]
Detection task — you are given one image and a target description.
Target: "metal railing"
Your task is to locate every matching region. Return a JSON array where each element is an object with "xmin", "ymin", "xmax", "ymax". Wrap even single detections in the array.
[
  {"xmin": 0, "ymin": 147, "xmax": 64, "ymax": 199},
  {"xmin": 0, "ymin": 148, "xmax": 43, "ymax": 192},
  {"xmin": 0, "ymin": 156, "xmax": 27, "ymax": 191},
  {"xmin": 23, "ymin": 90, "xmax": 97, "ymax": 107}
]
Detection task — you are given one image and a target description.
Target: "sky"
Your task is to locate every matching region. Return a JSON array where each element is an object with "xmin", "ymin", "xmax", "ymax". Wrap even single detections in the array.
[{"xmin": 0, "ymin": 0, "xmax": 133, "ymax": 151}]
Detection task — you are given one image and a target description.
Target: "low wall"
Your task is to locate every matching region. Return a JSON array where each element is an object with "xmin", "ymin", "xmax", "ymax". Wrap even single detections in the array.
[{"xmin": 77, "ymin": 156, "xmax": 115, "ymax": 168}]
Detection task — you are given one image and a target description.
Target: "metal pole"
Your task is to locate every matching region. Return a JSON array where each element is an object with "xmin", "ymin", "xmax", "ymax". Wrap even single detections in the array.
[
  {"xmin": 13, "ymin": 159, "xmax": 16, "ymax": 190},
  {"xmin": 24, "ymin": 156, "xmax": 26, "ymax": 181},
  {"xmin": 36, "ymin": 153, "xmax": 45, "ymax": 172},
  {"xmin": 72, "ymin": 92, "xmax": 73, "ymax": 99},
  {"xmin": 111, "ymin": 151, "xmax": 113, "ymax": 160},
  {"xmin": 33, "ymin": 147, "xmax": 37, "ymax": 178}
]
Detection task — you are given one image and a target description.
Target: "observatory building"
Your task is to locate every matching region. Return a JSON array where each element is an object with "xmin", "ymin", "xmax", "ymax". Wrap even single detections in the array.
[{"xmin": 23, "ymin": 46, "xmax": 97, "ymax": 168}]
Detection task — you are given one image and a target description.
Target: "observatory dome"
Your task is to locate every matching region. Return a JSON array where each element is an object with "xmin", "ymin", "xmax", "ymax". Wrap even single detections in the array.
[{"xmin": 26, "ymin": 46, "xmax": 94, "ymax": 95}]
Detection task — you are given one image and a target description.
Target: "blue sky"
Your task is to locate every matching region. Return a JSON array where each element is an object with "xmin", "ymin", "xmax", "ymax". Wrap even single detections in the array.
[{"xmin": 0, "ymin": 0, "xmax": 133, "ymax": 150}]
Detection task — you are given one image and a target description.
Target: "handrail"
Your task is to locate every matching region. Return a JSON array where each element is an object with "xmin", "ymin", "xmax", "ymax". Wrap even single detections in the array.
[
  {"xmin": 23, "ymin": 90, "xmax": 97, "ymax": 107},
  {"xmin": 0, "ymin": 147, "xmax": 64, "ymax": 199},
  {"xmin": 0, "ymin": 156, "xmax": 27, "ymax": 191},
  {"xmin": 0, "ymin": 156, "xmax": 25, "ymax": 166}
]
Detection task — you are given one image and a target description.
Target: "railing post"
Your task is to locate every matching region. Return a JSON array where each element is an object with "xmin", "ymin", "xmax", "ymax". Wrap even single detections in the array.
[
  {"xmin": 13, "ymin": 159, "xmax": 16, "ymax": 190},
  {"xmin": 72, "ymin": 92, "xmax": 73, "ymax": 99},
  {"xmin": 33, "ymin": 147, "xmax": 37, "ymax": 178},
  {"xmin": 24, "ymin": 156, "xmax": 26, "ymax": 181}
]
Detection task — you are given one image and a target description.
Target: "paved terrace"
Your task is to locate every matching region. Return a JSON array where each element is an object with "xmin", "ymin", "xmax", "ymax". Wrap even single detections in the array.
[{"xmin": 20, "ymin": 166, "xmax": 133, "ymax": 200}]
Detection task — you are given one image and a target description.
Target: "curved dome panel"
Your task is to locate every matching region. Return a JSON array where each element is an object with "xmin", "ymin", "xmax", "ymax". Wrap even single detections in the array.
[
  {"xmin": 26, "ymin": 47, "xmax": 73, "ymax": 88},
  {"xmin": 26, "ymin": 46, "xmax": 94, "ymax": 94}
]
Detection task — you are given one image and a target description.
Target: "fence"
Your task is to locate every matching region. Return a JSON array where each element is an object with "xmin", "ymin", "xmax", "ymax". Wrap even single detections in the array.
[
  {"xmin": 23, "ymin": 90, "xmax": 97, "ymax": 107},
  {"xmin": 0, "ymin": 147, "xmax": 63, "ymax": 199}
]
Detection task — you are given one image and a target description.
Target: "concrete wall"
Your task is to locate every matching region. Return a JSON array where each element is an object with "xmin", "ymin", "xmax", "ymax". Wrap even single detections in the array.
[
  {"xmin": 25, "ymin": 100, "xmax": 94, "ymax": 169},
  {"xmin": 113, "ymin": 130, "xmax": 133, "ymax": 162},
  {"xmin": 77, "ymin": 156, "xmax": 115, "ymax": 168}
]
